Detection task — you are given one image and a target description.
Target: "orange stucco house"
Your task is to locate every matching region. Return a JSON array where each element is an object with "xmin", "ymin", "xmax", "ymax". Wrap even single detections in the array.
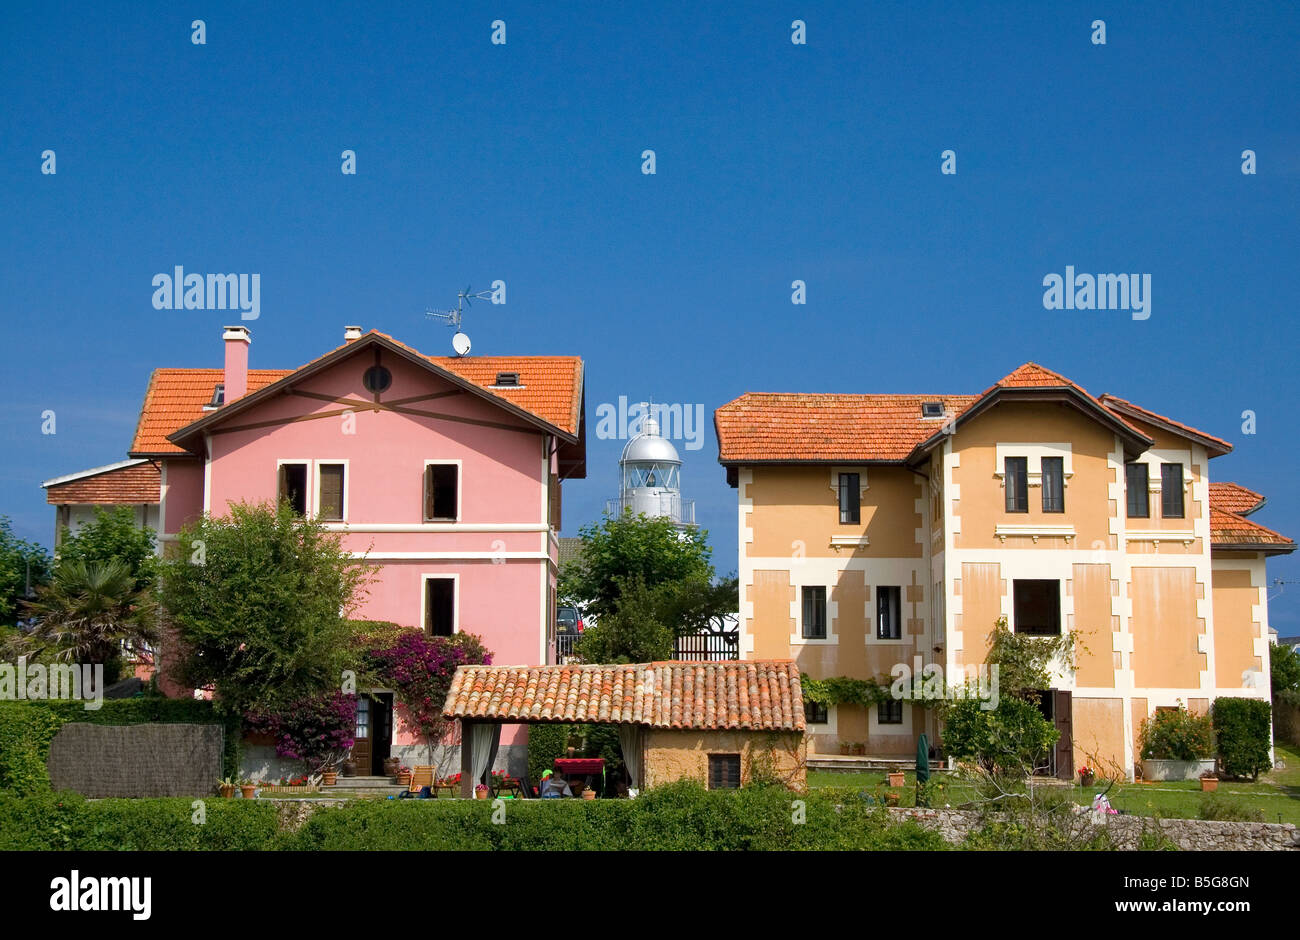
[{"xmin": 716, "ymin": 363, "xmax": 1294, "ymax": 780}]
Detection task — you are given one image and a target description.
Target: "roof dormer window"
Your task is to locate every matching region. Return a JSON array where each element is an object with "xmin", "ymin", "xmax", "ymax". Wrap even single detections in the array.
[
  {"xmin": 202, "ymin": 384, "xmax": 226, "ymax": 411},
  {"xmin": 921, "ymin": 401, "xmax": 945, "ymax": 418},
  {"xmin": 491, "ymin": 372, "xmax": 521, "ymax": 388}
]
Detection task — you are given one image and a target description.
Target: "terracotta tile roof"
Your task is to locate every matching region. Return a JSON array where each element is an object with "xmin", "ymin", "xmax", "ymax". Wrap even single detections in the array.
[
  {"xmin": 1209, "ymin": 507, "xmax": 1295, "ymax": 552},
  {"xmin": 715, "ymin": 394, "xmax": 977, "ymax": 462},
  {"xmin": 715, "ymin": 363, "xmax": 1238, "ymax": 464},
  {"xmin": 130, "ymin": 368, "xmax": 292, "ymax": 455},
  {"xmin": 1098, "ymin": 394, "xmax": 1232, "ymax": 455},
  {"xmin": 1209, "ymin": 482, "xmax": 1266, "ymax": 516},
  {"xmin": 131, "ymin": 330, "xmax": 583, "ymax": 455},
  {"xmin": 443, "ymin": 660, "xmax": 805, "ymax": 731},
  {"xmin": 43, "ymin": 460, "xmax": 160, "ymax": 504}
]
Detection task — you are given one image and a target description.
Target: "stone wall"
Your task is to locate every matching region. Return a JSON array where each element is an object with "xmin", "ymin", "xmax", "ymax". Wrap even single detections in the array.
[
  {"xmin": 890, "ymin": 807, "xmax": 1299, "ymax": 851},
  {"xmin": 643, "ymin": 729, "xmax": 805, "ymax": 789},
  {"xmin": 47, "ymin": 722, "xmax": 225, "ymax": 797},
  {"xmin": 240, "ymin": 740, "xmax": 526, "ymax": 783}
]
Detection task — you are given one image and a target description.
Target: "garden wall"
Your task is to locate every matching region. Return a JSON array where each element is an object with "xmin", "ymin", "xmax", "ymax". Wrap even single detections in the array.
[
  {"xmin": 48, "ymin": 723, "xmax": 225, "ymax": 798},
  {"xmin": 891, "ymin": 807, "xmax": 1299, "ymax": 851}
]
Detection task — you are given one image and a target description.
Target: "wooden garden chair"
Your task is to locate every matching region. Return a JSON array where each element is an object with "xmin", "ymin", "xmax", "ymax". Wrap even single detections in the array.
[{"xmin": 409, "ymin": 765, "xmax": 434, "ymax": 792}]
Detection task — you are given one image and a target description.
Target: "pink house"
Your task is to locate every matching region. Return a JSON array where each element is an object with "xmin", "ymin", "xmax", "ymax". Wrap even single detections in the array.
[{"xmin": 114, "ymin": 325, "xmax": 585, "ymax": 776}]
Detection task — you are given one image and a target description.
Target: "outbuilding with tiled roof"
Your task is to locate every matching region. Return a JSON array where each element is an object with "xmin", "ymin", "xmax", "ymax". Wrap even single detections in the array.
[{"xmin": 442, "ymin": 660, "xmax": 807, "ymax": 794}]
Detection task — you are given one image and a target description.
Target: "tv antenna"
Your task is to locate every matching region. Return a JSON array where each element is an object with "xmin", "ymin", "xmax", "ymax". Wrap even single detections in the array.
[{"xmin": 426, "ymin": 285, "xmax": 493, "ymax": 357}]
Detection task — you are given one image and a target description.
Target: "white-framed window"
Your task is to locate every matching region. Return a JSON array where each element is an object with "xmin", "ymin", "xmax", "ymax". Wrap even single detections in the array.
[
  {"xmin": 421, "ymin": 574, "xmax": 458, "ymax": 636},
  {"xmin": 276, "ymin": 460, "xmax": 310, "ymax": 515},
  {"xmin": 423, "ymin": 460, "xmax": 462, "ymax": 522}
]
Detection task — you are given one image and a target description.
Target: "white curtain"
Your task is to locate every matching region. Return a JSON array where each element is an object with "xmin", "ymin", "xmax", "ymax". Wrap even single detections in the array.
[
  {"xmin": 469, "ymin": 723, "xmax": 501, "ymax": 786},
  {"xmin": 618, "ymin": 724, "xmax": 644, "ymax": 790}
]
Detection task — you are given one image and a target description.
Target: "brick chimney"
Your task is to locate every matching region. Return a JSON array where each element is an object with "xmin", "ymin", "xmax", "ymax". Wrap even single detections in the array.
[
  {"xmin": 344, "ymin": 325, "xmax": 363, "ymax": 342},
  {"xmin": 223, "ymin": 326, "xmax": 250, "ymax": 402}
]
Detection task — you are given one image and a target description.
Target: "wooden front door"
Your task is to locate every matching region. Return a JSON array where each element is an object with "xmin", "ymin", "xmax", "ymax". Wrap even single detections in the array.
[
  {"xmin": 1053, "ymin": 689, "xmax": 1074, "ymax": 781},
  {"xmin": 352, "ymin": 696, "xmax": 372, "ymax": 773}
]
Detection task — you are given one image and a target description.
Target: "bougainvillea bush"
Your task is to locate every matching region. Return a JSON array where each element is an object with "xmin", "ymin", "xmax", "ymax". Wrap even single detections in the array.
[
  {"xmin": 364, "ymin": 630, "xmax": 491, "ymax": 765},
  {"xmin": 246, "ymin": 690, "xmax": 356, "ymax": 775}
]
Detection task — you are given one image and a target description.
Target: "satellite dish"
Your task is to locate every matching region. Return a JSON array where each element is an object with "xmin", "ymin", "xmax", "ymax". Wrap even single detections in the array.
[{"xmin": 451, "ymin": 332, "xmax": 472, "ymax": 356}]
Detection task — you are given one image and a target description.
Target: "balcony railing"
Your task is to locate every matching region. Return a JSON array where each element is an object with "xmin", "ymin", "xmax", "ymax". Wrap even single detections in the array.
[{"xmin": 604, "ymin": 495, "xmax": 695, "ymax": 525}]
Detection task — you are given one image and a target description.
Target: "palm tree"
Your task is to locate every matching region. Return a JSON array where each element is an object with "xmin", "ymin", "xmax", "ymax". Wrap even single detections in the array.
[{"xmin": 7, "ymin": 558, "xmax": 158, "ymax": 687}]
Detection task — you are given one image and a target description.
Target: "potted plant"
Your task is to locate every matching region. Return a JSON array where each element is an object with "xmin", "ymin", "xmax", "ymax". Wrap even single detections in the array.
[
  {"xmin": 396, "ymin": 765, "xmax": 412, "ymax": 787},
  {"xmin": 1078, "ymin": 765, "xmax": 1096, "ymax": 787},
  {"xmin": 474, "ymin": 784, "xmax": 489, "ymax": 800},
  {"xmin": 383, "ymin": 756, "xmax": 401, "ymax": 777},
  {"xmin": 239, "ymin": 779, "xmax": 257, "ymax": 799},
  {"xmin": 582, "ymin": 787, "xmax": 597, "ymax": 801},
  {"xmin": 887, "ymin": 771, "xmax": 906, "ymax": 787},
  {"xmin": 1200, "ymin": 770, "xmax": 1219, "ymax": 792},
  {"xmin": 839, "ymin": 741, "xmax": 853, "ymax": 755},
  {"xmin": 218, "ymin": 776, "xmax": 237, "ymax": 798},
  {"xmin": 884, "ymin": 791, "xmax": 901, "ymax": 806},
  {"xmin": 321, "ymin": 762, "xmax": 339, "ymax": 786},
  {"xmin": 341, "ymin": 756, "xmax": 358, "ymax": 777}
]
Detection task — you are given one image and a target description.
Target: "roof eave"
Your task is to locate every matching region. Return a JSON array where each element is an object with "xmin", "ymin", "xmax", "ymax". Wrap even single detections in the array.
[
  {"xmin": 904, "ymin": 386, "xmax": 1154, "ymax": 466},
  {"xmin": 1099, "ymin": 397, "xmax": 1233, "ymax": 457},
  {"xmin": 166, "ymin": 333, "xmax": 578, "ymax": 451},
  {"xmin": 1212, "ymin": 541, "xmax": 1296, "ymax": 556}
]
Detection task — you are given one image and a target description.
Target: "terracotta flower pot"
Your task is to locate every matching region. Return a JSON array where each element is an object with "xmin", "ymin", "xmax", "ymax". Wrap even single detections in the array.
[
  {"xmin": 1201, "ymin": 777, "xmax": 1218, "ymax": 792},
  {"xmin": 475, "ymin": 789, "xmax": 489, "ymax": 800},
  {"xmin": 240, "ymin": 784, "xmax": 256, "ymax": 799},
  {"xmin": 840, "ymin": 743, "xmax": 852, "ymax": 755},
  {"xmin": 582, "ymin": 789, "xmax": 597, "ymax": 801},
  {"xmin": 1080, "ymin": 774, "xmax": 1095, "ymax": 787},
  {"xmin": 396, "ymin": 773, "xmax": 411, "ymax": 787},
  {"xmin": 321, "ymin": 771, "xmax": 338, "ymax": 786},
  {"xmin": 887, "ymin": 772, "xmax": 906, "ymax": 788},
  {"xmin": 219, "ymin": 785, "xmax": 236, "ymax": 799},
  {"xmin": 885, "ymin": 792, "xmax": 900, "ymax": 806}
]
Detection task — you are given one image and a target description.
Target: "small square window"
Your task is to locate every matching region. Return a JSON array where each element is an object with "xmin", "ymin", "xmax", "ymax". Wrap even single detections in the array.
[
  {"xmin": 707, "ymin": 753, "xmax": 741, "ymax": 790},
  {"xmin": 804, "ymin": 701, "xmax": 828, "ymax": 724},
  {"xmin": 878, "ymin": 700, "xmax": 903, "ymax": 724},
  {"xmin": 1013, "ymin": 579, "xmax": 1061, "ymax": 636}
]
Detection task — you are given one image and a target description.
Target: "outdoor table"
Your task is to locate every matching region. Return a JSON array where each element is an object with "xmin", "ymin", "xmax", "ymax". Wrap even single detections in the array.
[
  {"xmin": 553, "ymin": 758, "xmax": 605, "ymax": 796},
  {"xmin": 491, "ymin": 778, "xmax": 522, "ymax": 798},
  {"xmin": 430, "ymin": 781, "xmax": 459, "ymax": 798}
]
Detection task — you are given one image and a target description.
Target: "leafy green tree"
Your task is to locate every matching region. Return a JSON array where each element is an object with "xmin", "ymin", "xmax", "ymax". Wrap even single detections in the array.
[
  {"xmin": 985, "ymin": 616, "xmax": 1080, "ymax": 698},
  {"xmin": 5, "ymin": 558, "xmax": 158, "ymax": 685},
  {"xmin": 559, "ymin": 512, "xmax": 716, "ymax": 618},
  {"xmin": 1270, "ymin": 642, "xmax": 1300, "ymax": 698},
  {"xmin": 158, "ymin": 501, "xmax": 375, "ymax": 717},
  {"xmin": 560, "ymin": 513, "xmax": 738, "ymax": 663},
  {"xmin": 57, "ymin": 507, "xmax": 157, "ymax": 592},
  {"xmin": 941, "ymin": 695, "xmax": 1059, "ymax": 775},
  {"xmin": 0, "ymin": 516, "xmax": 51, "ymax": 626},
  {"xmin": 575, "ymin": 576, "xmax": 676, "ymax": 663}
]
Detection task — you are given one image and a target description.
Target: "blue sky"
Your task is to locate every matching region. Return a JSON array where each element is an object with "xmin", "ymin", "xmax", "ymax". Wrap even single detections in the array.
[{"xmin": 2, "ymin": 1, "xmax": 1298, "ymax": 630}]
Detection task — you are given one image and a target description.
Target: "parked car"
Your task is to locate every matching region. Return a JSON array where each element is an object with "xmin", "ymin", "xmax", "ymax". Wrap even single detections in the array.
[{"xmin": 557, "ymin": 606, "xmax": 584, "ymax": 635}]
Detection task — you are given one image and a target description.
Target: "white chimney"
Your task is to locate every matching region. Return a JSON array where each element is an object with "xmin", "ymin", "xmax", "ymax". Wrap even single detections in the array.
[{"xmin": 344, "ymin": 325, "xmax": 363, "ymax": 342}]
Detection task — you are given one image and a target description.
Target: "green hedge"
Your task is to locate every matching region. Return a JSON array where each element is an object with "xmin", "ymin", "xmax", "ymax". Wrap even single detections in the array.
[
  {"xmin": 0, "ymin": 791, "xmax": 277, "ymax": 850},
  {"xmin": 0, "ymin": 699, "xmax": 240, "ymax": 795},
  {"xmin": 0, "ymin": 781, "xmax": 949, "ymax": 851},
  {"xmin": 1212, "ymin": 697, "xmax": 1272, "ymax": 780},
  {"xmin": 286, "ymin": 780, "xmax": 947, "ymax": 851}
]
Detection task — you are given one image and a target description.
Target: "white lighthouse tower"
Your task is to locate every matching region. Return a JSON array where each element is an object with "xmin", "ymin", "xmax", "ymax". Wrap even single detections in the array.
[{"xmin": 605, "ymin": 413, "xmax": 695, "ymax": 527}]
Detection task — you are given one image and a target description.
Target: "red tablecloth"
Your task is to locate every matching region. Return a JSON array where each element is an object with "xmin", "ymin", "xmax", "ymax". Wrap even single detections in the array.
[{"xmin": 554, "ymin": 758, "xmax": 605, "ymax": 775}]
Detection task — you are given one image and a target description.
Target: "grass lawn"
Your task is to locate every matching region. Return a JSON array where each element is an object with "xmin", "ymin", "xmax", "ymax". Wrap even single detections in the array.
[{"xmin": 808, "ymin": 743, "xmax": 1300, "ymax": 825}]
